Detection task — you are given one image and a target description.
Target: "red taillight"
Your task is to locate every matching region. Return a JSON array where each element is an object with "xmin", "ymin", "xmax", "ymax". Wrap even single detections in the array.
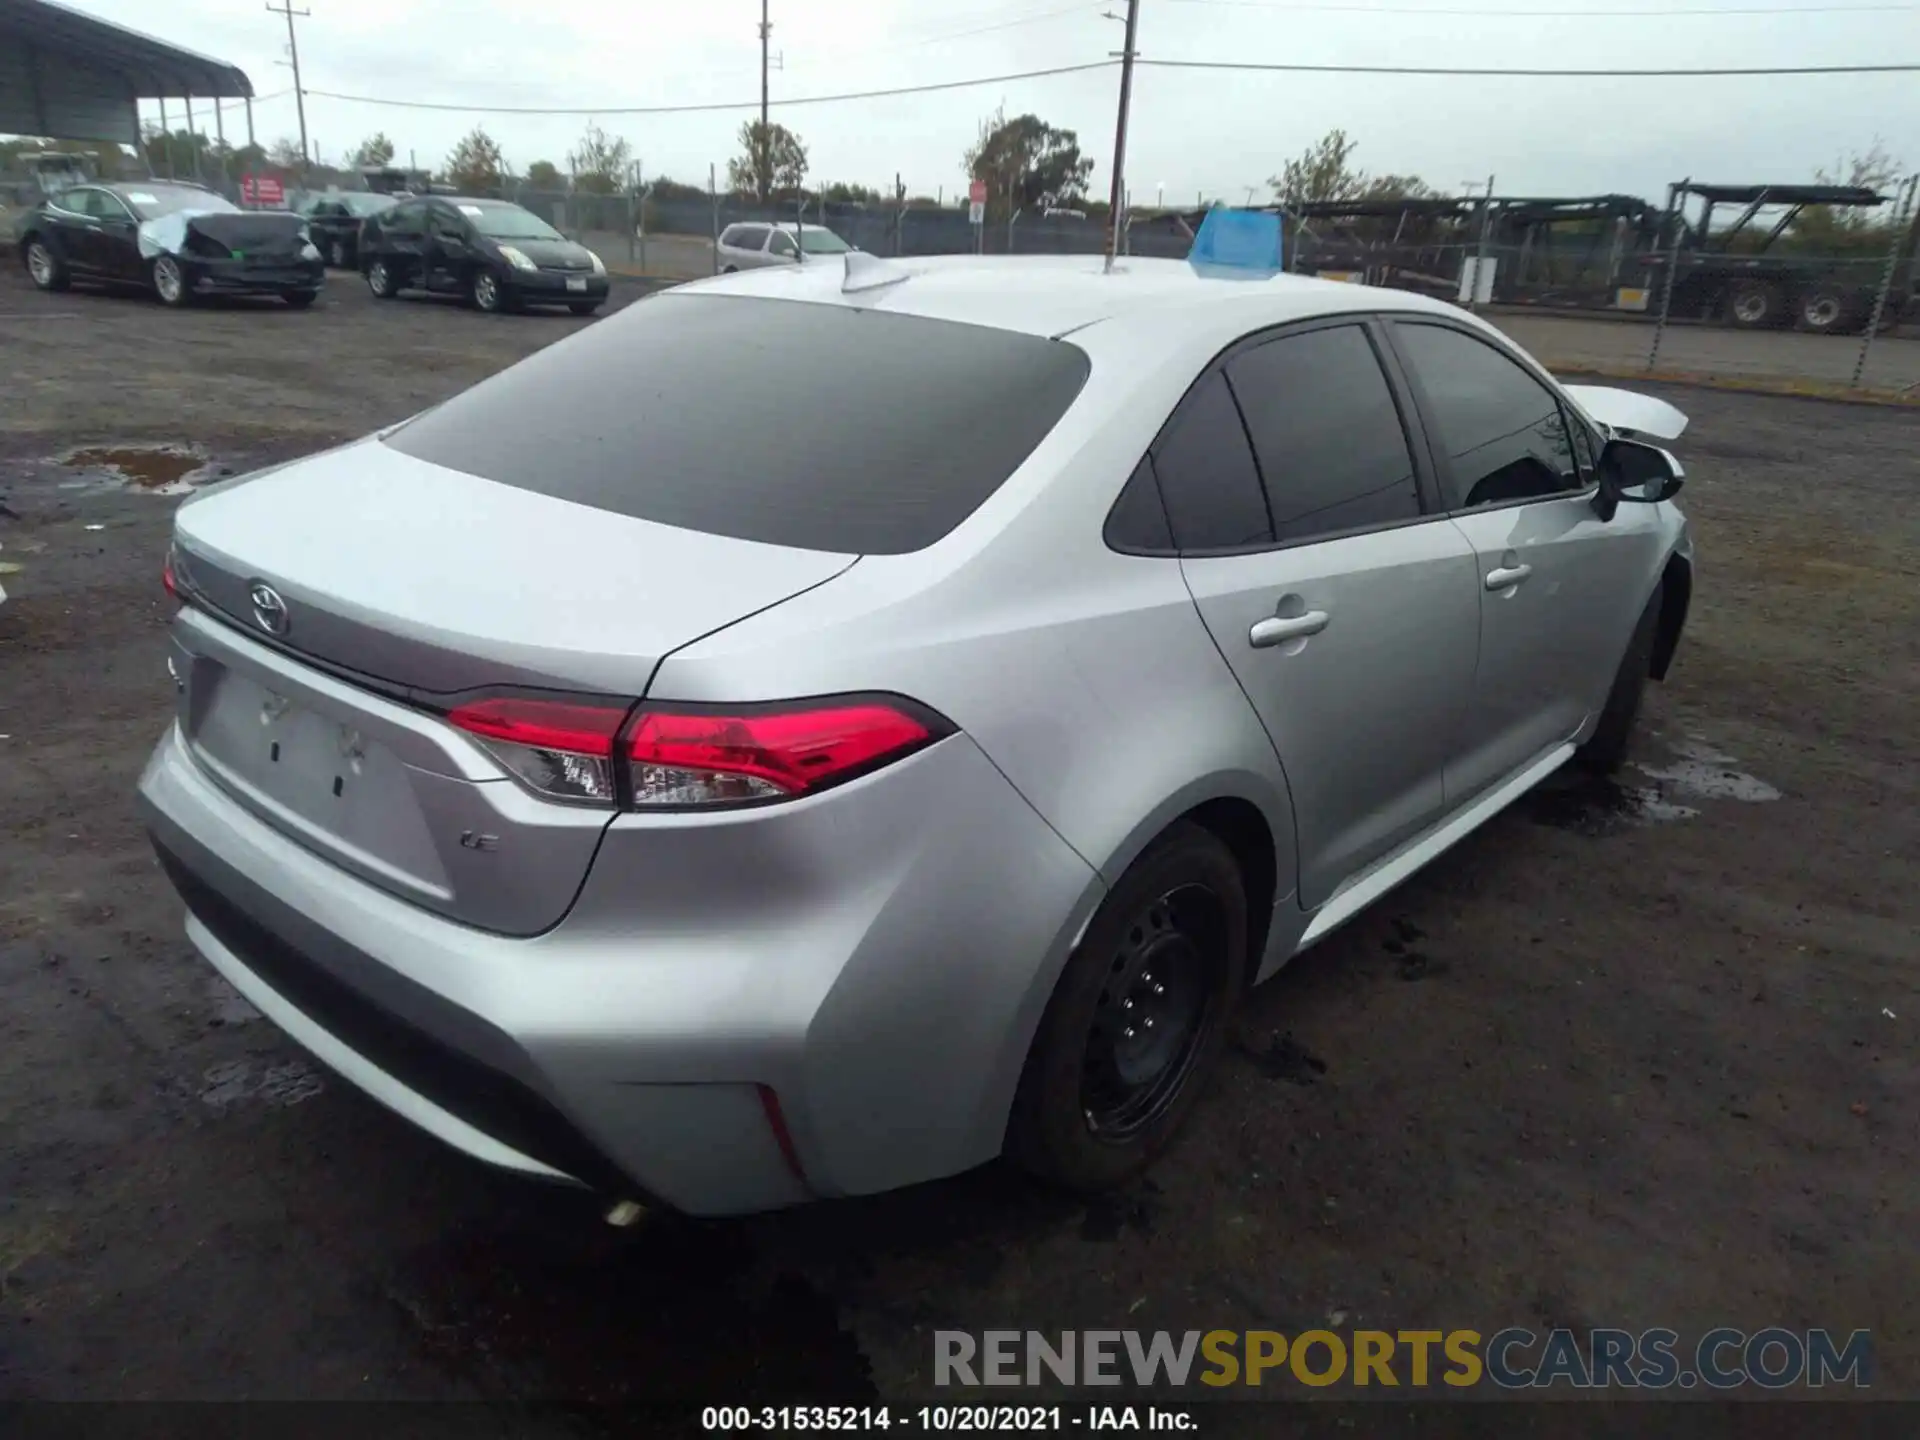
[
  {"xmin": 162, "ymin": 547, "xmax": 178, "ymax": 600},
  {"xmin": 626, "ymin": 699, "xmax": 944, "ymax": 808},
  {"xmin": 439, "ymin": 692, "xmax": 948, "ymax": 810},
  {"xmin": 445, "ymin": 695, "xmax": 632, "ymax": 806}
]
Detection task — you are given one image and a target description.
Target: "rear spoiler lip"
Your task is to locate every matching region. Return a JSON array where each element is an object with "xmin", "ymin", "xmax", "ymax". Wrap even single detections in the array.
[{"xmin": 1562, "ymin": 383, "xmax": 1689, "ymax": 441}]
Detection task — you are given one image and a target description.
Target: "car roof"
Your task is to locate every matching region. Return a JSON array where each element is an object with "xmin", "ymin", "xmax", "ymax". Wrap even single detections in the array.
[
  {"xmin": 671, "ymin": 253, "xmax": 1471, "ymax": 343},
  {"xmin": 104, "ymin": 180, "xmax": 215, "ymax": 195}
]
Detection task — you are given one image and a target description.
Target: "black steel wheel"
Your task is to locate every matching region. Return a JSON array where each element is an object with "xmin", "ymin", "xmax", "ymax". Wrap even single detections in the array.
[
  {"xmin": 1080, "ymin": 884, "xmax": 1225, "ymax": 1139},
  {"xmin": 1010, "ymin": 821, "xmax": 1247, "ymax": 1192}
]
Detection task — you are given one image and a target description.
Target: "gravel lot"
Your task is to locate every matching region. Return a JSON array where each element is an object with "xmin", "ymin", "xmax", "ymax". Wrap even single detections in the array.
[{"xmin": 2, "ymin": 265, "xmax": 1916, "ymax": 1415}]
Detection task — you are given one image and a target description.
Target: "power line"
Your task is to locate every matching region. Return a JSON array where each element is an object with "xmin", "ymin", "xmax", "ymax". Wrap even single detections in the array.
[
  {"xmin": 1164, "ymin": 0, "xmax": 1919, "ymax": 12},
  {"xmin": 309, "ymin": 52, "xmax": 1920, "ymax": 119},
  {"xmin": 1141, "ymin": 56, "xmax": 1920, "ymax": 73},
  {"xmin": 303, "ymin": 61, "xmax": 1119, "ymax": 115}
]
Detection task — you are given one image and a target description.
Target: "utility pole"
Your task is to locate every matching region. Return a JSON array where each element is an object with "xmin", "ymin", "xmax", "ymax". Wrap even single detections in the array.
[
  {"xmin": 266, "ymin": 1, "xmax": 311, "ymax": 169},
  {"xmin": 760, "ymin": 0, "xmax": 771, "ymax": 133},
  {"xmin": 1102, "ymin": 0, "xmax": 1141, "ymax": 272}
]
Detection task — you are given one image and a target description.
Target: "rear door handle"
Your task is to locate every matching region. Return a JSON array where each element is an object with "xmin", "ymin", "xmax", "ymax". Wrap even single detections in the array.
[
  {"xmin": 1249, "ymin": 611, "xmax": 1330, "ymax": 648},
  {"xmin": 1485, "ymin": 563, "xmax": 1533, "ymax": 591}
]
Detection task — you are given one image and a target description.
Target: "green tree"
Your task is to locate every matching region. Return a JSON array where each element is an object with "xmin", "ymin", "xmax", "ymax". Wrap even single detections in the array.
[
  {"xmin": 1791, "ymin": 139, "xmax": 1908, "ymax": 250},
  {"xmin": 525, "ymin": 159, "xmax": 564, "ymax": 188},
  {"xmin": 349, "ymin": 132, "xmax": 396, "ymax": 167},
  {"xmin": 821, "ymin": 180, "xmax": 882, "ymax": 205},
  {"xmin": 1268, "ymin": 128, "xmax": 1429, "ymax": 211},
  {"xmin": 568, "ymin": 122, "xmax": 632, "ymax": 195},
  {"xmin": 444, "ymin": 127, "xmax": 507, "ymax": 193},
  {"xmin": 727, "ymin": 120, "xmax": 808, "ymax": 202},
  {"xmin": 964, "ymin": 108, "xmax": 1094, "ymax": 222},
  {"xmin": 266, "ymin": 135, "xmax": 307, "ymax": 170}
]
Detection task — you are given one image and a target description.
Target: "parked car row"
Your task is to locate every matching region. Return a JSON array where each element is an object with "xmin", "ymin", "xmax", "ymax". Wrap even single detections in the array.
[{"xmin": 15, "ymin": 181, "xmax": 613, "ymax": 317}]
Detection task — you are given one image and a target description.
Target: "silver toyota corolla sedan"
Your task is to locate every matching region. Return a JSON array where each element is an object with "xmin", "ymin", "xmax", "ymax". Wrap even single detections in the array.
[{"xmin": 139, "ymin": 253, "xmax": 1694, "ymax": 1217}]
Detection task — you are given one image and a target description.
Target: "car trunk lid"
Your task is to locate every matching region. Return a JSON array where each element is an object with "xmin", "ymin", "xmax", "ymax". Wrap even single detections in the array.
[{"xmin": 166, "ymin": 439, "xmax": 856, "ymax": 933}]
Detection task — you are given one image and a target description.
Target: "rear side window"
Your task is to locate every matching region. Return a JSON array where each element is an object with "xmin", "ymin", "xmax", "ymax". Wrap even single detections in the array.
[
  {"xmin": 1150, "ymin": 372, "xmax": 1272, "ymax": 551},
  {"xmin": 1224, "ymin": 325, "xmax": 1421, "ymax": 542},
  {"xmin": 385, "ymin": 294, "xmax": 1092, "ymax": 555},
  {"xmin": 1393, "ymin": 322, "xmax": 1581, "ymax": 509}
]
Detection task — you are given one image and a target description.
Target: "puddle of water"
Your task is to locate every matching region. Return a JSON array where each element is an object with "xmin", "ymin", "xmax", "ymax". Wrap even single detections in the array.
[
  {"xmin": 1634, "ymin": 738, "xmax": 1782, "ymax": 804},
  {"xmin": 199, "ymin": 1057, "xmax": 325, "ymax": 1111},
  {"xmin": 56, "ymin": 444, "xmax": 224, "ymax": 496}
]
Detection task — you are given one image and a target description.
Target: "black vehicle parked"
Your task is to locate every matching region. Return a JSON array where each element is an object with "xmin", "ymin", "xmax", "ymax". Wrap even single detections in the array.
[
  {"xmin": 17, "ymin": 181, "xmax": 325, "ymax": 308},
  {"xmin": 294, "ymin": 190, "xmax": 395, "ymax": 269},
  {"xmin": 358, "ymin": 196, "xmax": 608, "ymax": 314}
]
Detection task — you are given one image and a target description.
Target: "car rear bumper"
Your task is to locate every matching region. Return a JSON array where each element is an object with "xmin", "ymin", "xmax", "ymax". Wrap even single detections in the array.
[{"xmin": 138, "ymin": 717, "xmax": 1101, "ymax": 1215}]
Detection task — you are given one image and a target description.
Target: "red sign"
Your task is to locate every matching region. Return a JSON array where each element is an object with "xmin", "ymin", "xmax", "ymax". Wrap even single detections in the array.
[
  {"xmin": 241, "ymin": 173, "xmax": 285, "ymax": 207},
  {"xmin": 968, "ymin": 179, "xmax": 987, "ymax": 205}
]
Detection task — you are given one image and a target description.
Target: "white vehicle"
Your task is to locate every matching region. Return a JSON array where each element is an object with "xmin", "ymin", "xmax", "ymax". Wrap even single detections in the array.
[{"xmin": 715, "ymin": 220, "xmax": 854, "ymax": 272}]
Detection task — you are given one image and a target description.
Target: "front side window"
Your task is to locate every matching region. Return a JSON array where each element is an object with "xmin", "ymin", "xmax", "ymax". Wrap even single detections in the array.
[
  {"xmin": 769, "ymin": 231, "xmax": 797, "ymax": 257},
  {"xmin": 1150, "ymin": 372, "xmax": 1272, "ymax": 552},
  {"xmin": 1394, "ymin": 322, "xmax": 1581, "ymax": 510},
  {"xmin": 1224, "ymin": 324, "xmax": 1422, "ymax": 543}
]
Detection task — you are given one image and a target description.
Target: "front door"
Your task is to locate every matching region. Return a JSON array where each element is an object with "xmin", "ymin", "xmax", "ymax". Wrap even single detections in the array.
[
  {"xmin": 1386, "ymin": 319, "xmax": 1670, "ymax": 805},
  {"xmin": 90, "ymin": 191, "xmax": 144, "ymax": 282},
  {"xmin": 425, "ymin": 204, "xmax": 475, "ymax": 292},
  {"xmin": 1165, "ymin": 321, "xmax": 1481, "ymax": 909}
]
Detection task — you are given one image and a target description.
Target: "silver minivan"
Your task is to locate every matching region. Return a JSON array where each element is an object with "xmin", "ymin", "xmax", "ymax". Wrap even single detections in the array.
[{"xmin": 716, "ymin": 220, "xmax": 853, "ymax": 271}]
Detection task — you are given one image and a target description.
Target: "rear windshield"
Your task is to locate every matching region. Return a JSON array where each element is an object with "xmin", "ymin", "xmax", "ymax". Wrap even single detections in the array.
[{"xmin": 384, "ymin": 293, "xmax": 1092, "ymax": 554}]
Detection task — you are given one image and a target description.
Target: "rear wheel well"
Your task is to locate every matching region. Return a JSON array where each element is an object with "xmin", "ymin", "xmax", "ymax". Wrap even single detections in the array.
[
  {"xmin": 1180, "ymin": 797, "xmax": 1278, "ymax": 986},
  {"xmin": 1650, "ymin": 555, "xmax": 1691, "ymax": 681}
]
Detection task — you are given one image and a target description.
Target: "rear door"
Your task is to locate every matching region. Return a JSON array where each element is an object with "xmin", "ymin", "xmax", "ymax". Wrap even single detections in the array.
[
  {"xmin": 46, "ymin": 187, "xmax": 104, "ymax": 275},
  {"xmin": 1170, "ymin": 319, "xmax": 1482, "ymax": 908},
  {"xmin": 375, "ymin": 199, "xmax": 430, "ymax": 284},
  {"xmin": 1386, "ymin": 318, "xmax": 1669, "ymax": 804}
]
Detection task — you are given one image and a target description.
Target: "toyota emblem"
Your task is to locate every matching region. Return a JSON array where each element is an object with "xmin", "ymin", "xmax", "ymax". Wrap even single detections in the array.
[{"xmin": 248, "ymin": 581, "xmax": 290, "ymax": 637}]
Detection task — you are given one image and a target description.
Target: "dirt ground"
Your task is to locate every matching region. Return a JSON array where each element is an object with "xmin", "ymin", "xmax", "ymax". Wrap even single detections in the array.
[{"xmin": 1, "ymin": 264, "xmax": 1916, "ymax": 1418}]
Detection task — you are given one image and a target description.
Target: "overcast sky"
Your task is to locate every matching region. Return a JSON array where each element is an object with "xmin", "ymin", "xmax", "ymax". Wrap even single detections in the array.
[{"xmin": 64, "ymin": 0, "xmax": 1920, "ymax": 203}]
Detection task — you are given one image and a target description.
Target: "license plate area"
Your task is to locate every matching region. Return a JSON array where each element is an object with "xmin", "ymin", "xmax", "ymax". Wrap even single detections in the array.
[
  {"xmin": 566, "ymin": 276, "xmax": 588, "ymax": 292},
  {"xmin": 185, "ymin": 664, "xmax": 446, "ymax": 893}
]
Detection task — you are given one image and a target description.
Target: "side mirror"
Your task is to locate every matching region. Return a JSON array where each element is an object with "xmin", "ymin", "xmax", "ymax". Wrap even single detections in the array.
[{"xmin": 1593, "ymin": 437, "xmax": 1684, "ymax": 521}]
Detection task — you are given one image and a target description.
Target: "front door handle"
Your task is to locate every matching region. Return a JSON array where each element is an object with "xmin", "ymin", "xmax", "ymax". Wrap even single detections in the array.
[
  {"xmin": 1249, "ymin": 610, "xmax": 1330, "ymax": 648},
  {"xmin": 1485, "ymin": 563, "xmax": 1533, "ymax": 591}
]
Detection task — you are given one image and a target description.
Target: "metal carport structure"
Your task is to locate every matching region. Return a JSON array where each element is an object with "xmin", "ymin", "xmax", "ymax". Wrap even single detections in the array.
[{"xmin": 0, "ymin": 0, "xmax": 256, "ymax": 152}]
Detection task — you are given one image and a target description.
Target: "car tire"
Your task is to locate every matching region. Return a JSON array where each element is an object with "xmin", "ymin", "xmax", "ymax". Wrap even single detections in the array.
[
  {"xmin": 366, "ymin": 259, "xmax": 399, "ymax": 299},
  {"xmin": 721, "ymin": 264, "xmax": 738, "ymax": 274},
  {"xmin": 284, "ymin": 290, "xmax": 319, "ymax": 308},
  {"xmin": 1792, "ymin": 286, "xmax": 1860, "ymax": 335},
  {"xmin": 151, "ymin": 255, "xmax": 192, "ymax": 307},
  {"xmin": 23, "ymin": 237, "xmax": 70, "ymax": 292},
  {"xmin": 1577, "ymin": 585, "xmax": 1663, "ymax": 776},
  {"xmin": 471, "ymin": 268, "xmax": 511, "ymax": 313},
  {"xmin": 1726, "ymin": 281, "xmax": 1782, "ymax": 329},
  {"xmin": 1008, "ymin": 821, "xmax": 1247, "ymax": 1194},
  {"xmin": 567, "ymin": 301, "xmax": 601, "ymax": 316}
]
